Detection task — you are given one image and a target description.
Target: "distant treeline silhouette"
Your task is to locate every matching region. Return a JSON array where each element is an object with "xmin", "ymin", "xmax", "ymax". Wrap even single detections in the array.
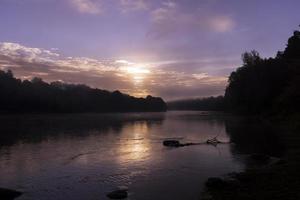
[
  {"xmin": 168, "ymin": 28, "xmax": 300, "ymax": 114},
  {"xmin": 167, "ymin": 96, "xmax": 224, "ymax": 111},
  {"xmin": 0, "ymin": 71, "xmax": 167, "ymax": 113}
]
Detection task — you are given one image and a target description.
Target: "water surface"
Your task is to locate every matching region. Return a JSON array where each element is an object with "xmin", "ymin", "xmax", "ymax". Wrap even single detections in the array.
[{"xmin": 0, "ymin": 111, "xmax": 283, "ymax": 200}]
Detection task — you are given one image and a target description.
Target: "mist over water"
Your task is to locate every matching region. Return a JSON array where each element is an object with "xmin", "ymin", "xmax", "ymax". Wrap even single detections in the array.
[{"xmin": 0, "ymin": 112, "xmax": 283, "ymax": 200}]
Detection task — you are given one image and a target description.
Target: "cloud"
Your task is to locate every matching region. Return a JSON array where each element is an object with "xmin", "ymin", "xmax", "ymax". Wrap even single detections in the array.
[
  {"xmin": 0, "ymin": 42, "xmax": 126, "ymax": 85},
  {"xmin": 119, "ymin": 0, "xmax": 149, "ymax": 12},
  {"xmin": 69, "ymin": 0, "xmax": 102, "ymax": 14},
  {"xmin": 148, "ymin": 1, "xmax": 183, "ymax": 38},
  {"xmin": 209, "ymin": 16, "xmax": 235, "ymax": 32},
  {"xmin": 68, "ymin": 0, "xmax": 150, "ymax": 14},
  {"xmin": 147, "ymin": 1, "xmax": 236, "ymax": 39},
  {"xmin": 143, "ymin": 68, "xmax": 227, "ymax": 100},
  {"xmin": 0, "ymin": 42, "xmax": 229, "ymax": 100},
  {"xmin": 0, "ymin": 43, "xmax": 60, "ymax": 65}
]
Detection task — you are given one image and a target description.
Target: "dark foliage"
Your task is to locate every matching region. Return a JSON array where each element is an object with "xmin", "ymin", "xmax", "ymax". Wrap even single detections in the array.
[
  {"xmin": 0, "ymin": 70, "xmax": 167, "ymax": 113},
  {"xmin": 225, "ymin": 29, "xmax": 300, "ymax": 114},
  {"xmin": 167, "ymin": 96, "xmax": 225, "ymax": 111}
]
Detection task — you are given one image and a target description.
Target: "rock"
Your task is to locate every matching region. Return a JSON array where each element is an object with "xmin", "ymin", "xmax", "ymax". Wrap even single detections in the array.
[
  {"xmin": 106, "ymin": 189, "xmax": 128, "ymax": 199},
  {"xmin": 163, "ymin": 140, "xmax": 183, "ymax": 147},
  {"xmin": 205, "ymin": 177, "xmax": 227, "ymax": 189},
  {"xmin": 0, "ymin": 188, "xmax": 22, "ymax": 200}
]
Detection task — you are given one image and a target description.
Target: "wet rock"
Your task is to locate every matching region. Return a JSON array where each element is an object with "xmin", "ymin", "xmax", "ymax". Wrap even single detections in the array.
[
  {"xmin": 106, "ymin": 189, "xmax": 128, "ymax": 199},
  {"xmin": 0, "ymin": 188, "xmax": 22, "ymax": 200},
  {"xmin": 163, "ymin": 140, "xmax": 183, "ymax": 147}
]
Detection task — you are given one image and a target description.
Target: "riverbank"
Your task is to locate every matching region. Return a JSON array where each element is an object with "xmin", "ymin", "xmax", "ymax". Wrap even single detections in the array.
[{"xmin": 203, "ymin": 115, "xmax": 300, "ymax": 200}]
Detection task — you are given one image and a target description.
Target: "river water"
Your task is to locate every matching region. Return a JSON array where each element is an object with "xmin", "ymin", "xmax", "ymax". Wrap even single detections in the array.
[{"xmin": 0, "ymin": 111, "xmax": 284, "ymax": 200}]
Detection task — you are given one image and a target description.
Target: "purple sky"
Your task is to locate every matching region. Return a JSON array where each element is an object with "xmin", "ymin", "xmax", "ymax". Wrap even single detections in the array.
[{"xmin": 0, "ymin": 0, "xmax": 299, "ymax": 100}]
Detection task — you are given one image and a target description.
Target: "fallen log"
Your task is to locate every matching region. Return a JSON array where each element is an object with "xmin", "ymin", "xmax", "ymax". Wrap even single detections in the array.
[{"xmin": 163, "ymin": 137, "xmax": 229, "ymax": 148}]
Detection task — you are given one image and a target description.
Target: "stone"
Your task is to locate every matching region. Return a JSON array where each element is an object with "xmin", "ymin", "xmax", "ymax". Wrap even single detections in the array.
[
  {"xmin": 0, "ymin": 188, "xmax": 22, "ymax": 200},
  {"xmin": 106, "ymin": 189, "xmax": 128, "ymax": 199},
  {"xmin": 163, "ymin": 140, "xmax": 183, "ymax": 147}
]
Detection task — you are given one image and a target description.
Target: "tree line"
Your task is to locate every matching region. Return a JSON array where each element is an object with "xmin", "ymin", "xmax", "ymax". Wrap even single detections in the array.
[
  {"xmin": 225, "ymin": 29, "xmax": 300, "ymax": 114},
  {"xmin": 167, "ymin": 96, "xmax": 225, "ymax": 111},
  {"xmin": 0, "ymin": 71, "xmax": 167, "ymax": 113},
  {"xmin": 169, "ymin": 28, "xmax": 300, "ymax": 115}
]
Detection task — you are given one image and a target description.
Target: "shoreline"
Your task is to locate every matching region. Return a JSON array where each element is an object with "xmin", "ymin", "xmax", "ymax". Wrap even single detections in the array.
[{"xmin": 202, "ymin": 117, "xmax": 300, "ymax": 200}]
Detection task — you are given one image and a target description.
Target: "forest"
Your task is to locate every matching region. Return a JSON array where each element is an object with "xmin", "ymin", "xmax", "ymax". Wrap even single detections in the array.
[{"xmin": 0, "ymin": 71, "xmax": 167, "ymax": 113}]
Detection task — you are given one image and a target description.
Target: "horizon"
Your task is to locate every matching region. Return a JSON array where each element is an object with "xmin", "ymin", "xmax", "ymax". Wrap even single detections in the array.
[{"xmin": 0, "ymin": 0, "xmax": 299, "ymax": 100}]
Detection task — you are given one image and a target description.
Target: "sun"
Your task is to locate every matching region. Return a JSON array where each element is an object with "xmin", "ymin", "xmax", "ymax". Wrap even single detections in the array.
[
  {"xmin": 125, "ymin": 66, "xmax": 150, "ymax": 75},
  {"xmin": 116, "ymin": 60, "xmax": 151, "ymax": 85},
  {"xmin": 126, "ymin": 66, "xmax": 150, "ymax": 85}
]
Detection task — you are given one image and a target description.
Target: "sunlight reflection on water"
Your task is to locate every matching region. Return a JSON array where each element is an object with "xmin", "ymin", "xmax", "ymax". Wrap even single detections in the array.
[{"xmin": 0, "ymin": 111, "xmax": 264, "ymax": 200}]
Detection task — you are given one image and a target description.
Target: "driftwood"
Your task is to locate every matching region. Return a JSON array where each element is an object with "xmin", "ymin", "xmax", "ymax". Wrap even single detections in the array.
[
  {"xmin": 163, "ymin": 140, "xmax": 203, "ymax": 147},
  {"xmin": 163, "ymin": 136, "xmax": 229, "ymax": 148},
  {"xmin": 206, "ymin": 137, "xmax": 222, "ymax": 146}
]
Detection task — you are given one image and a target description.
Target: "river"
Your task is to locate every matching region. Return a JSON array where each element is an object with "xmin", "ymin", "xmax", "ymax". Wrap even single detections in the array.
[{"xmin": 0, "ymin": 111, "xmax": 284, "ymax": 200}]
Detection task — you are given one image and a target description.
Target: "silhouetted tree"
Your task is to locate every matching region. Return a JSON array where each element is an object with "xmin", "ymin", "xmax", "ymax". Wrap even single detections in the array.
[
  {"xmin": 225, "ymin": 28, "xmax": 300, "ymax": 114},
  {"xmin": 0, "ymin": 71, "xmax": 167, "ymax": 113}
]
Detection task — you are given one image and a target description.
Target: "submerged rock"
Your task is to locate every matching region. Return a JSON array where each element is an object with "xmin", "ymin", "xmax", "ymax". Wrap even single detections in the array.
[
  {"xmin": 163, "ymin": 140, "xmax": 184, "ymax": 147},
  {"xmin": 106, "ymin": 189, "xmax": 128, "ymax": 199},
  {"xmin": 0, "ymin": 188, "xmax": 22, "ymax": 200}
]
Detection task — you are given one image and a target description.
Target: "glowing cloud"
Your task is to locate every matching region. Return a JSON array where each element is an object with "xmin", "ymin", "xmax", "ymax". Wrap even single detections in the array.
[
  {"xmin": 69, "ymin": 0, "xmax": 102, "ymax": 14},
  {"xmin": 124, "ymin": 66, "xmax": 150, "ymax": 74},
  {"xmin": 209, "ymin": 16, "xmax": 235, "ymax": 32},
  {"xmin": 0, "ymin": 42, "xmax": 229, "ymax": 100}
]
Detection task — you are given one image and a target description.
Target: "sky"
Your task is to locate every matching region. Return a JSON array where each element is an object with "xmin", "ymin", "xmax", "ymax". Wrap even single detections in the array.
[{"xmin": 0, "ymin": 0, "xmax": 299, "ymax": 100}]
